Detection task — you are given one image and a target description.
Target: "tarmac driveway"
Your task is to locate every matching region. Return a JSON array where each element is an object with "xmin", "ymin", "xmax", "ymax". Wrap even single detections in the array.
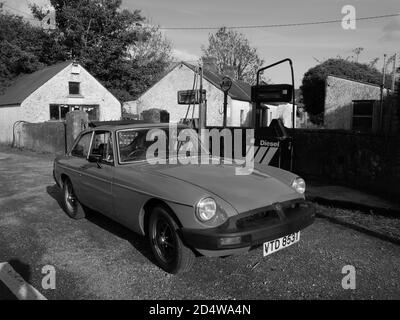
[{"xmin": 0, "ymin": 147, "xmax": 399, "ymax": 299}]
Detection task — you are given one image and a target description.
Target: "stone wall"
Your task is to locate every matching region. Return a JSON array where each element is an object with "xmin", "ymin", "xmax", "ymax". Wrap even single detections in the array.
[{"xmin": 14, "ymin": 121, "xmax": 66, "ymax": 154}]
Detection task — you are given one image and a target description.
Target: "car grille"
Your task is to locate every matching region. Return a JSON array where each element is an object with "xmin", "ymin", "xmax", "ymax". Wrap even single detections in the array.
[
  {"xmin": 235, "ymin": 200, "xmax": 305, "ymax": 230},
  {"xmin": 236, "ymin": 209, "xmax": 280, "ymax": 229}
]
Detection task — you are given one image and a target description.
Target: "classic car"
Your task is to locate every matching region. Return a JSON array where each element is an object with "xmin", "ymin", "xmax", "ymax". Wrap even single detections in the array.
[{"xmin": 53, "ymin": 123, "xmax": 315, "ymax": 273}]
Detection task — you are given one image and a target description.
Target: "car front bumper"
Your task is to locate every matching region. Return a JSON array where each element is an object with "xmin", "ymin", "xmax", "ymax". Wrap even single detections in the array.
[{"xmin": 181, "ymin": 200, "xmax": 315, "ymax": 254}]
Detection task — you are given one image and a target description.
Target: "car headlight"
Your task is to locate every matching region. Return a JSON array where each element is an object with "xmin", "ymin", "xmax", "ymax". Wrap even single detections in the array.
[
  {"xmin": 195, "ymin": 197, "xmax": 217, "ymax": 222},
  {"xmin": 292, "ymin": 177, "xmax": 306, "ymax": 194}
]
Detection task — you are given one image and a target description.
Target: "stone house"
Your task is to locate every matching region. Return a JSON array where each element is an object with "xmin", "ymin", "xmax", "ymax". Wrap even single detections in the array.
[
  {"xmin": 0, "ymin": 61, "xmax": 121, "ymax": 144},
  {"xmin": 124, "ymin": 62, "xmax": 252, "ymax": 127},
  {"xmin": 323, "ymin": 75, "xmax": 396, "ymax": 133}
]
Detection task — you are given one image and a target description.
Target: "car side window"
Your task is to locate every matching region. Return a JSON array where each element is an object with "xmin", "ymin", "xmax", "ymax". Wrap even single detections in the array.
[
  {"xmin": 90, "ymin": 131, "xmax": 114, "ymax": 164},
  {"xmin": 71, "ymin": 132, "xmax": 92, "ymax": 158},
  {"xmin": 118, "ymin": 130, "xmax": 140, "ymax": 162}
]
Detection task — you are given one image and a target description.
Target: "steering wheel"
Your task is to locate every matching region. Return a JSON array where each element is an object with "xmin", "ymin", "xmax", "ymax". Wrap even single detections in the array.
[{"xmin": 127, "ymin": 147, "xmax": 146, "ymax": 160}]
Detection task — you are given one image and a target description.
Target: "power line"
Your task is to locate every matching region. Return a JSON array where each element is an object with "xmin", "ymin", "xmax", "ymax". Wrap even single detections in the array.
[
  {"xmin": 2, "ymin": 3, "xmax": 399, "ymax": 31},
  {"xmin": 159, "ymin": 13, "xmax": 400, "ymax": 30}
]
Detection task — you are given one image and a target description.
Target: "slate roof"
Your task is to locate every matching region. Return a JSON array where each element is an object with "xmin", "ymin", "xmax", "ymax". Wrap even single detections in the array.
[
  {"xmin": 0, "ymin": 61, "xmax": 72, "ymax": 106},
  {"xmin": 182, "ymin": 62, "xmax": 251, "ymax": 102}
]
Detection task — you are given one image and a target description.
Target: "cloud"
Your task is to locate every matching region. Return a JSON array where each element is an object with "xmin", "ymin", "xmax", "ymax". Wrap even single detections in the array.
[
  {"xmin": 172, "ymin": 49, "xmax": 199, "ymax": 62},
  {"xmin": 381, "ymin": 17, "xmax": 400, "ymax": 42}
]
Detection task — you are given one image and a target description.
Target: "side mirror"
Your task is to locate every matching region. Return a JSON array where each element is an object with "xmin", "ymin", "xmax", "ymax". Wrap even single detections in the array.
[
  {"xmin": 88, "ymin": 154, "xmax": 102, "ymax": 163},
  {"xmin": 251, "ymin": 84, "xmax": 293, "ymax": 103}
]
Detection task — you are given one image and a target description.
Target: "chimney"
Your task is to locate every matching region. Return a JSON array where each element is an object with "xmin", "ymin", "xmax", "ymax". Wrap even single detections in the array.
[{"xmin": 222, "ymin": 64, "xmax": 235, "ymax": 79}]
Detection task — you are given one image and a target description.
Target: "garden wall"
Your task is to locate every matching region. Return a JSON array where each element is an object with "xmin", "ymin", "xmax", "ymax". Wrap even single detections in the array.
[
  {"xmin": 292, "ymin": 129, "xmax": 400, "ymax": 200},
  {"xmin": 13, "ymin": 121, "xmax": 66, "ymax": 154}
]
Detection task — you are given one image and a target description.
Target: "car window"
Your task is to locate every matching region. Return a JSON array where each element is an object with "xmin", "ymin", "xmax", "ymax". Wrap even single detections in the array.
[
  {"xmin": 71, "ymin": 132, "xmax": 92, "ymax": 158},
  {"xmin": 90, "ymin": 131, "xmax": 114, "ymax": 164},
  {"xmin": 118, "ymin": 130, "xmax": 149, "ymax": 162},
  {"xmin": 117, "ymin": 128, "xmax": 208, "ymax": 163}
]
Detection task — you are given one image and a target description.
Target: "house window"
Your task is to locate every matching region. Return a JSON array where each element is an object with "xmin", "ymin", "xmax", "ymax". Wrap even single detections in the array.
[
  {"xmin": 352, "ymin": 100, "xmax": 374, "ymax": 132},
  {"xmin": 50, "ymin": 104, "xmax": 60, "ymax": 120},
  {"xmin": 240, "ymin": 110, "xmax": 244, "ymax": 125},
  {"xmin": 69, "ymin": 82, "xmax": 80, "ymax": 95},
  {"xmin": 81, "ymin": 106, "xmax": 99, "ymax": 120},
  {"xmin": 49, "ymin": 104, "xmax": 99, "ymax": 121}
]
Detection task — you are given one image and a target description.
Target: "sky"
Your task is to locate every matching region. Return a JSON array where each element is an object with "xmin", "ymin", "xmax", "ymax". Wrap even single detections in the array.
[{"xmin": 2, "ymin": 0, "xmax": 400, "ymax": 87}]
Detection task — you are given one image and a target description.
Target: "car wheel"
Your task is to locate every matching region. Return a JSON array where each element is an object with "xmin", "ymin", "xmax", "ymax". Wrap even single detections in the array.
[
  {"xmin": 62, "ymin": 178, "xmax": 85, "ymax": 220},
  {"xmin": 148, "ymin": 206, "xmax": 195, "ymax": 274}
]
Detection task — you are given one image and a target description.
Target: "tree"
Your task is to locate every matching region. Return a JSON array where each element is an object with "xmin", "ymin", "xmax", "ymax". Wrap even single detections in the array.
[
  {"xmin": 127, "ymin": 24, "xmax": 171, "ymax": 63},
  {"xmin": 201, "ymin": 27, "xmax": 264, "ymax": 84},
  {"xmin": 351, "ymin": 47, "xmax": 364, "ymax": 62},
  {"xmin": 368, "ymin": 57, "xmax": 380, "ymax": 69},
  {"xmin": 301, "ymin": 58, "xmax": 386, "ymax": 124},
  {"xmin": 0, "ymin": 6, "xmax": 53, "ymax": 93},
  {"xmin": 29, "ymin": 0, "xmax": 171, "ymax": 101}
]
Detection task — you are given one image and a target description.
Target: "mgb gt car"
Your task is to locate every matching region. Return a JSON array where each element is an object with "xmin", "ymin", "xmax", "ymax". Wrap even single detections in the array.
[{"xmin": 53, "ymin": 123, "xmax": 315, "ymax": 273}]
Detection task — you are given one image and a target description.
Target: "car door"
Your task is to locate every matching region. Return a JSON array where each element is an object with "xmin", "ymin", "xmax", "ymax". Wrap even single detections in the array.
[
  {"xmin": 78, "ymin": 130, "xmax": 114, "ymax": 216},
  {"xmin": 66, "ymin": 131, "xmax": 94, "ymax": 198}
]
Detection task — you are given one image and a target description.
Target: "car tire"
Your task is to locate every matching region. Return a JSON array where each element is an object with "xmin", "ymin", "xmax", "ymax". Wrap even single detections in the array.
[
  {"xmin": 148, "ymin": 206, "xmax": 195, "ymax": 274},
  {"xmin": 62, "ymin": 178, "xmax": 86, "ymax": 220}
]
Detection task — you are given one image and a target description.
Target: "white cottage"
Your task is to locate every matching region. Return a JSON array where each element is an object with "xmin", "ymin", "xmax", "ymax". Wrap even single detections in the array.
[
  {"xmin": 0, "ymin": 61, "xmax": 121, "ymax": 143},
  {"xmin": 124, "ymin": 62, "xmax": 254, "ymax": 127}
]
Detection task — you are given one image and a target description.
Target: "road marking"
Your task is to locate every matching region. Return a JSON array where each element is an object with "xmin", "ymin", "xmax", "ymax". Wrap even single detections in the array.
[{"xmin": 0, "ymin": 262, "xmax": 47, "ymax": 300}]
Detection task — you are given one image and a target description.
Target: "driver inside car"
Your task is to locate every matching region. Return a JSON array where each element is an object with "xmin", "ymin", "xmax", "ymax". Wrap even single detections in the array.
[{"xmin": 123, "ymin": 131, "xmax": 148, "ymax": 161}]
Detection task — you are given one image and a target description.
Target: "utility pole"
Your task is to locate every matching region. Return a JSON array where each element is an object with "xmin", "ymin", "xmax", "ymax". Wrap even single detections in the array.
[
  {"xmin": 198, "ymin": 64, "xmax": 206, "ymax": 129},
  {"xmin": 379, "ymin": 54, "xmax": 387, "ymax": 131},
  {"xmin": 391, "ymin": 53, "xmax": 397, "ymax": 92}
]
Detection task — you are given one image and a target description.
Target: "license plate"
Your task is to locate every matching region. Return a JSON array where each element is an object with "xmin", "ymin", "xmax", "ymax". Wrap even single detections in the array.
[{"xmin": 263, "ymin": 232, "xmax": 300, "ymax": 257}]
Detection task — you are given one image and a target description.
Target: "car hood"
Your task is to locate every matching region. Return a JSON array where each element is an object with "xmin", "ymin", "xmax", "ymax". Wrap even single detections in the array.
[{"xmin": 154, "ymin": 163, "xmax": 302, "ymax": 213}]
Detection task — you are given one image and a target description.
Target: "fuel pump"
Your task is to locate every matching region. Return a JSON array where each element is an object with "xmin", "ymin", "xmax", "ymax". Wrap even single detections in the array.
[{"xmin": 251, "ymin": 58, "xmax": 296, "ymax": 170}]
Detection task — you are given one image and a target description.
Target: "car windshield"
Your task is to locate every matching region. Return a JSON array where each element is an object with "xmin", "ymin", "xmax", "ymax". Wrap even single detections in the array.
[{"xmin": 117, "ymin": 127, "xmax": 209, "ymax": 163}]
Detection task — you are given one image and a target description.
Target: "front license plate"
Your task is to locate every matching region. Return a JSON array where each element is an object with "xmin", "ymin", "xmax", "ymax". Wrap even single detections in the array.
[{"xmin": 263, "ymin": 232, "xmax": 300, "ymax": 257}]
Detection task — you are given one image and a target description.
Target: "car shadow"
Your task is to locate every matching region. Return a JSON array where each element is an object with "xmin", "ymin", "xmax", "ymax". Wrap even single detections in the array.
[
  {"xmin": 46, "ymin": 184, "xmax": 158, "ymax": 266},
  {"xmin": 8, "ymin": 258, "xmax": 31, "ymax": 282}
]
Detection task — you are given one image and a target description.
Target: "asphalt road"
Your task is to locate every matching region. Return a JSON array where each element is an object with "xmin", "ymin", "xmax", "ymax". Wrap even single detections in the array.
[{"xmin": 0, "ymin": 148, "xmax": 399, "ymax": 300}]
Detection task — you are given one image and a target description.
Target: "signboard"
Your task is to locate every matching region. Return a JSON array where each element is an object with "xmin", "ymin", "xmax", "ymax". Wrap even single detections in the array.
[
  {"xmin": 177, "ymin": 89, "xmax": 206, "ymax": 105},
  {"xmin": 220, "ymin": 76, "xmax": 232, "ymax": 92},
  {"xmin": 251, "ymin": 84, "xmax": 293, "ymax": 103}
]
